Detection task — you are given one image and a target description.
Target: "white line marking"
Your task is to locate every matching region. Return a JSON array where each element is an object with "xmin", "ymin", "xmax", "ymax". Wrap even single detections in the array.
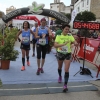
[
  {"xmin": 49, "ymin": 85, "xmax": 93, "ymax": 88},
  {"xmin": 0, "ymin": 85, "xmax": 93, "ymax": 91}
]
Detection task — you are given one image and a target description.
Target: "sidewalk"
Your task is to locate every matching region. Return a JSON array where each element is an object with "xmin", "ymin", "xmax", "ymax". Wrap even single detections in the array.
[{"xmin": 0, "ymin": 80, "xmax": 99, "ymax": 100}]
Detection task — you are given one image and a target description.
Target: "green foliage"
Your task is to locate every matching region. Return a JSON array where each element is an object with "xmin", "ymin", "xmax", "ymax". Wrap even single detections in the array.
[
  {"xmin": 0, "ymin": 27, "xmax": 19, "ymax": 60},
  {"xmin": 75, "ymin": 11, "xmax": 96, "ymax": 22},
  {"xmin": 65, "ymin": 13, "xmax": 71, "ymax": 20},
  {"xmin": 55, "ymin": 19, "xmax": 62, "ymax": 25}
]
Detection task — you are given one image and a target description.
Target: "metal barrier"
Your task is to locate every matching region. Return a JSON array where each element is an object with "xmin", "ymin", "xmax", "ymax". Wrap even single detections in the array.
[{"xmin": 72, "ymin": 38, "xmax": 100, "ymax": 78}]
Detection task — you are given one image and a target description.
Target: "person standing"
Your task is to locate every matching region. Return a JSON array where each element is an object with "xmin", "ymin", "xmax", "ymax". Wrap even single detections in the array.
[
  {"xmin": 54, "ymin": 24, "xmax": 75, "ymax": 92},
  {"xmin": 17, "ymin": 21, "xmax": 35, "ymax": 71},
  {"xmin": 35, "ymin": 18, "xmax": 52, "ymax": 75},
  {"xmin": 31, "ymin": 22, "xmax": 38, "ymax": 57},
  {"xmin": 55, "ymin": 26, "xmax": 62, "ymax": 37}
]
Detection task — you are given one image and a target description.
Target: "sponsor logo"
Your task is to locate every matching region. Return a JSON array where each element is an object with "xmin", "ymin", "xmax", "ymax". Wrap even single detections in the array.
[{"xmin": 83, "ymin": 44, "xmax": 94, "ymax": 52}]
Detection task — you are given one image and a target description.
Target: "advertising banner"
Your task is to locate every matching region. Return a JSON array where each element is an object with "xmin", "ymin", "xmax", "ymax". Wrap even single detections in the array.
[{"xmin": 78, "ymin": 38, "xmax": 100, "ymax": 62}]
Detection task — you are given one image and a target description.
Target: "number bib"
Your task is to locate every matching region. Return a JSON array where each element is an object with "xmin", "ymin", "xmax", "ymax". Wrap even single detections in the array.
[
  {"xmin": 22, "ymin": 37, "xmax": 29, "ymax": 44},
  {"xmin": 58, "ymin": 46, "xmax": 68, "ymax": 54},
  {"xmin": 38, "ymin": 39, "xmax": 46, "ymax": 45}
]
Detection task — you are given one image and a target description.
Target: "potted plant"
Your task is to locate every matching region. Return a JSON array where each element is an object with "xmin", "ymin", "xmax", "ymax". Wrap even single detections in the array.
[{"xmin": 0, "ymin": 27, "xmax": 19, "ymax": 69}]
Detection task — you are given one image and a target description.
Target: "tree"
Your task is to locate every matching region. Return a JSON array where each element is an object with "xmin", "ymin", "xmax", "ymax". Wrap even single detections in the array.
[
  {"xmin": 75, "ymin": 11, "xmax": 96, "ymax": 22},
  {"xmin": 65, "ymin": 13, "xmax": 71, "ymax": 21},
  {"xmin": 75, "ymin": 11, "xmax": 96, "ymax": 37}
]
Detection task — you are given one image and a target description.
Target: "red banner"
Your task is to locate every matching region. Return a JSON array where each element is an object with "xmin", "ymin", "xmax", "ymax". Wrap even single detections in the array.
[
  {"xmin": 13, "ymin": 15, "xmax": 40, "ymax": 25},
  {"xmin": 78, "ymin": 38, "xmax": 100, "ymax": 62}
]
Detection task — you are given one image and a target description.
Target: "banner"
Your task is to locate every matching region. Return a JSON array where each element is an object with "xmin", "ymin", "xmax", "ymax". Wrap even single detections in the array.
[
  {"xmin": 13, "ymin": 15, "xmax": 40, "ymax": 25},
  {"xmin": 78, "ymin": 38, "xmax": 100, "ymax": 62},
  {"xmin": 71, "ymin": 9, "xmax": 77, "ymax": 23}
]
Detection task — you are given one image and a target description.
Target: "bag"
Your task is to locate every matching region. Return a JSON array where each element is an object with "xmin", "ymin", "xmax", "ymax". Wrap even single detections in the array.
[
  {"xmin": 93, "ymin": 32, "xmax": 98, "ymax": 39},
  {"xmin": 80, "ymin": 67, "xmax": 91, "ymax": 75}
]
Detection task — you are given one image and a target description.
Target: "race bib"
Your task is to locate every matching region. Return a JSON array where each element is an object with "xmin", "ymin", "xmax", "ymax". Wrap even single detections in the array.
[
  {"xmin": 58, "ymin": 45, "xmax": 68, "ymax": 54},
  {"xmin": 38, "ymin": 39, "xmax": 46, "ymax": 45},
  {"xmin": 22, "ymin": 37, "xmax": 29, "ymax": 43}
]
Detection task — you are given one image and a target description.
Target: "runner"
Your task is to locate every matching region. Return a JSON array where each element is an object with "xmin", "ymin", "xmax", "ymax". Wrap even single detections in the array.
[
  {"xmin": 17, "ymin": 21, "xmax": 35, "ymax": 71},
  {"xmin": 31, "ymin": 22, "xmax": 38, "ymax": 57},
  {"xmin": 54, "ymin": 24, "xmax": 75, "ymax": 92},
  {"xmin": 35, "ymin": 18, "xmax": 52, "ymax": 75}
]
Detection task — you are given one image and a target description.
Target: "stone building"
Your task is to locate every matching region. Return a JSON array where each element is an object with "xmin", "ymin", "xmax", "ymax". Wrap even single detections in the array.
[
  {"xmin": 50, "ymin": 0, "xmax": 71, "ymax": 14},
  {"xmin": 90, "ymin": 0, "xmax": 100, "ymax": 21}
]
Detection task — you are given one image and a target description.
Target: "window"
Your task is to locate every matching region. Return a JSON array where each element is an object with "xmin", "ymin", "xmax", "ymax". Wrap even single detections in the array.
[
  {"xmin": 82, "ymin": 0, "xmax": 84, "ymax": 7},
  {"xmin": 87, "ymin": 0, "xmax": 89, "ymax": 5},
  {"xmin": 78, "ymin": 7, "xmax": 80, "ymax": 12}
]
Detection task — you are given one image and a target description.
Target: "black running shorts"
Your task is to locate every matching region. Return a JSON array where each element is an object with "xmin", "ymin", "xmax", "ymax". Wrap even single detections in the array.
[
  {"xmin": 20, "ymin": 43, "xmax": 30, "ymax": 50},
  {"xmin": 56, "ymin": 52, "xmax": 71, "ymax": 60}
]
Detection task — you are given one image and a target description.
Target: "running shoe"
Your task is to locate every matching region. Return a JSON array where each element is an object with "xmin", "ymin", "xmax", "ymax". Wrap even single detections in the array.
[
  {"xmin": 41, "ymin": 68, "xmax": 44, "ymax": 73},
  {"xmin": 63, "ymin": 85, "xmax": 68, "ymax": 92},
  {"xmin": 58, "ymin": 76, "xmax": 62, "ymax": 83},
  {"xmin": 36, "ymin": 68, "xmax": 41, "ymax": 75},
  {"xmin": 27, "ymin": 61, "xmax": 30, "ymax": 66},
  {"xmin": 21, "ymin": 66, "xmax": 25, "ymax": 71}
]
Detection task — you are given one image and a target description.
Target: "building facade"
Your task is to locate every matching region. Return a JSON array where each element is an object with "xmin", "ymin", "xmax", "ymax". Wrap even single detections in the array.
[
  {"xmin": 71, "ymin": 0, "xmax": 78, "ymax": 5},
  {"xmin": 50, "ymin": 0, "xmax": 71, "ymax": 14},
  {"xmin": 90, "ymin": 0, "xmax": 100, "ymax": 21},
  {"xmin": 74, "ymin": 0, "xmax": 91, "ymax": 13},
  {"xmin": 74, "ymin": 0, "xmax": 100, "ymax": 21}
]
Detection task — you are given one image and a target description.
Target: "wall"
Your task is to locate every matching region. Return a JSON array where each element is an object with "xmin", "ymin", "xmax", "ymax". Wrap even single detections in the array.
[
  {"xmin": 90, "ymin": 0, "xmax": 100, "ymax": 21},
  {"xmin": 64, "ymin": 6, "xmax": 71, "ymax": 13}
]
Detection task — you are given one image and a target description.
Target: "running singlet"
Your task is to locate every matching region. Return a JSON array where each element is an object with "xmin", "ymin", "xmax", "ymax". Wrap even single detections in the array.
[
  {"xmin": 55, "ymin": 33, "xmax": 75, "ymax": 54},
  {"xmin": 37, "ymin": 26, "xmax": 48, "ymax": 45},
  {"xmin": 21, "ymin": 29, "xmax": 30, "ymax": 45}
]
